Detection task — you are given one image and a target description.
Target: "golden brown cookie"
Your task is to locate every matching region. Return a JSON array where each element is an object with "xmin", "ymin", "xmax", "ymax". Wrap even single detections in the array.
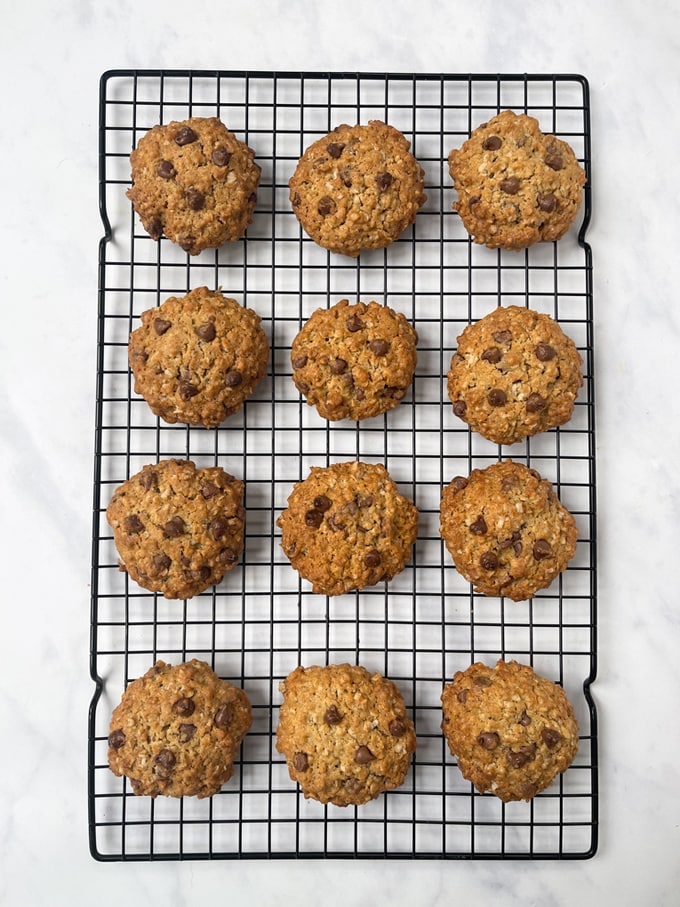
[
  {"xmin": 126, "ymin": 117, "xmax": 261, "ymax": 254},
  {"xmin": 291, "ymin": 299, "xmax": 418, "ymax": 421},
  {"xmin": 289, "ymin": 120, "xmax": 426, "ymax": 257},
  {"xmin": 277, "ymin": 461, "xmax": 418, "ymax": 596},
  {"xmin": 108, "ymin": 659, "xmax": 252, "ymax": 798},
  {"xmin": 439, "ymin": 460, "xmax": 577, "ymax": 601},
  {"xmin": 447, "ymin": 305, "xmax": 583, "ymax": 445},
  {"xmin": 276, "ymin": 664, "xmax": 416, "ymax": 806},
  {"xmin": 441, "ymin": 660, "xmax": 578, "ymax": 802},
  {"xmin": 129, "ymin": 287, "xmax": 269, "ymax": 428},
  {"xmin": 106, "ymin": 458, "xmax": 245, "ymax": 599},
  {"xmin": 448, "ymin": 110, "xmax": 586, "ymax": 250}
]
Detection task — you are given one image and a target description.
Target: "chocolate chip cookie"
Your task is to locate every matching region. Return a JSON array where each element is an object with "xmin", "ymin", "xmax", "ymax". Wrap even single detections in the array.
[
  {"xmin": 289, "ymin": 120, "xmax": 426, "ymax": 257},
  {"xmin": 129, "ymin": 287, "xmax": 269, "ymax": 428},
  {"xmin": 106, "ymin": 458, "xmax": 245, "ymax": 599},
  {"xmin": 108, "ymin": 659, "xmax": 252, "ymax": 798},
  {"xmin": 448, "ymin": 110, "xmax": 586, "ymax": 250},
  {"xmin": 291, "ymin": 299, "xmax": 418, "ymax": 421},
  {"xmin": 439, "ymin": 460, "xmax": 577, "ymax": 601},
  {"xmin": 277, "ymin": 461, "xmax": 418, "ymax": 596},
  {"xmin": 276, "ymin": 664, "xmax": 416, "ymax": 806},
  {"xmin": 441, "ymin": 659, "xmax": 578, "ymax": 802},
  {"xmin": 447, "ymin": 305, "xmax": 583, "ymax": 445},
  {"xmin": 126, "ymin": 117, "xmax": 261, "ymax": 254}
]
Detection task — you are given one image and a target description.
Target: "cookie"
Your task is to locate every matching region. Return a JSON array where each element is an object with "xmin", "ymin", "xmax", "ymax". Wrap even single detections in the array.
[
  {"xmin": 441, "ymin": 659, "xmax": 578, "ymax": 802},
  {"xmin": 448, "ymin": 110, "xmax": 586, "ymax": 250},
  {"xmin": 289, "ymin": 120, "xmax": 426, "ymax": 257},
  {"xmin": 126, "ymin": 117, "xmax": 261, "ymax": 255},
  {"xmin": 439, "ymin": 460, "xmax": 577, "ymax": 601},
  {"xmin": 108, "ymin": 659, "xmax": 252, "ymax": 798},
  {"xmin": 447, "ymin": 305, "xmax": 583, "ymax": 445},
  {"xmin": 106, "ymin": 458, "xmax": 245, "ymax": 599},
  {"xmin": 291, "ymin": 299, "xmax": 418, "ymax": 421},
  {"xmin": 277, "ymin": 461, "xmax": 418, "ymax": 596},
  {"xmin": 129, "ymin": 287, "xmax": 269, "ymax": 428},
  {"xmin": 276, "ymin": 664, "xmax": 416, "ymax": 806}
]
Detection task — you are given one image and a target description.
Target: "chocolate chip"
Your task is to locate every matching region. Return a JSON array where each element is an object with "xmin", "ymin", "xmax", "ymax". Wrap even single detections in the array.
[
  {"xmin": 343, "ymin": 500, "xmax": 358, "ymax": 516},
  {"xmin": 493, "ymin": 330, "xmax": 513, "ymax": 344},
  {"xmin": 324, "ymin": 705, "xmax": 343, "ymax": 725},
  {"xmin": 526, "ymin": 393, "xmax": 546, "ymax": 413},
  {"xmin": 292, "ymin": 355, "xmax": 308, "ymax": 369},
  {"xmin": 148, "ymin": 218, "xmax": 164, "ymax": 240},
  {"xmin": 329, "ymin": 357, "xmax": 347, "ymax": 375},
  {"xmin": 340, "ymin": 167, "xmax": 353, "ymax": 187},
  {"xmin": 477, "ymin": 731, "xmax": 500, "ymax": 750},
  {"xmin": 518, "ymin": 709, "xmax": 532, "ymax": 727},
  {"xmin": 225, "ymin": 370, "xmax": 243, "ymax": 388},
  {"xmin": 500, "ymin": 177, "xmax": 520, "ymax": 194},
  {"xmin": 154, "ymin": 318, "xmax": 171, "ymax": 336},
  {"xmin": 196, "ymin": 321, "xmax": 216, "ymax": 342},
  {"xmin": 154, "ymin": 749, "xmax": 176, "ymax": 778},
  {"xmin": 488, "ymin": 388, "xmax": 507, "ymax": 407},
  {"xmin": 174, "ymin": 125, "xmax": 197, "ymax": 146},
  {"xmin": 481, "ymin": 346, "xmax": 502, "ymax": 364},
  {"xmin": 214, "ymin": 705, "xmax": 232, "ymax": 728},
  {"xmin": 185, "ymin": 188, "xmax": 205, "ymax": 211},
  {"xmin": 469, "ymin": 195, "xmax": 481, "ymax": 207},
  {"xmin": 507, "ymin": 744, "xmax": 536, "ymax": 767},
  {"xmin": 545, "ymin": 149, "xmax": 564, "ymax": 171},
  {"xmin": 451, "ymin": 476, "xmax": 468, "ymax": 492},
  {"xmin": 364, "ymin": 550, "xmax": 382, "ymax": 568},
  {"xmin": 480, "ymin": 551, "xmax": 498, "ymax": 570},
  {"xmin": 376, "ymin": 172, "xmax": 393, "ymax": 191},
  {"xmin": 346, "ymin": 315, "xmax": 363, "ymax": 332},
  {"xmin": 296, "ymin": 379, "xmax": 310, "ymax": 394},
  {"xmin": 173, "ymin": 698, "xmax": 195, "ymax": 717},
  {"xmin": 156, "ymin": 159, "xmax": 176, "ymax": 179},
  {"xmin": 473, "ymin": 675, "xmax": 492, "ymax": 687},
  {"xmin": 163, "ymin": 516, "xmax": 185, "ymax": 538},
  {"xmin": 179, "ymin": 236, "xmax": 195, "ymax": 252},
  {"xmin": 327, "ymin": 142, "xmax": 345, "ymax": 159},
  {"xmin": 369, "ymin": 339, "xmax": 389, "ymax": 356},
  {"xmin": 317, "ymin": 196, "xmax": 336, "ymax": 216},
  {"xmin": 124, "ymin": 515, "xmax": 144, "ymax": 534},
  {"xmin": 201, "ymin": 481, "xmax": 220, "ymax": 499},
  {"xmin": 482, "ymin": 135, "xmax": 502, "ymax": 151},
  {"xmin": 356, "ymin": 494, "xmax": 374, "ymax": 509},
  {"xmin": 212, "ymin": 147, "xmax": 232, "ymax": 167},
  {"xmin": 305, "ymin": 509, "xmax": 324, "ymax": 529},
  {"xmin": 152, "ymin": 553, "xmax": 171, "ymax": 571},
  {"xmin": 291, "ymin": 191, "xmax": 301, "ymax": 207},
  {"xmin": 355, "ymin": 745, "xmax": 375, "ymax": 764},
  {"xmin": 536, "ymin": 342, "xmax": 556, "ymax": 361},
  {"xmin": 178, "ymin": 723, "xmax": 196, "ymax": 742},
  {"xmin": 541, "ymin": 728, "xmax": 562, "ymax": 748},
  {"xmin": 179, "ymin": 380, "xmax": 199, "ymax": 400},
  {"xmin": 389, "ymin": 719, "xmax": 407, "ymax": 737},
  {"xmin": 457, "ymin": 689, "xmax": 468, "ymax": 703},
  {"xmin": 108, "ymin": 729, "xmax": 126, "ymax": 748},
  {"xmin": 313, "ymin": 495, "xmax": 332, "ymax": 512},
  {"xmin": 210, "ymin": 517, "xmax": 229, "ymax": 540},
  {"xmin": 293, "ymin": 752, "xmax": 309, "ymax": 772},
  {"xmin": 470, "ymin": 515, "xmax": 487, "ymax": 535},
  {"xmin": 139, "ymin": 470, "xmax": 158, "ymax": 491},
  {"xmin": 533, "ymin": 539, "xmax": 552, "ymax": 560},
  {"xmin": 537, "ymin": 192, "xmax": 557, "ymax": 212},
  {"xmin": 218, "ymin": 547, "xmax": 238, "ymax": 565},
  {"xmin": 453, "ymin": 400, "xmax": 467, "ymax": 418},
  {"xmin": 354, "ymin": 387, "xmax": 365, "ymax": 400}
]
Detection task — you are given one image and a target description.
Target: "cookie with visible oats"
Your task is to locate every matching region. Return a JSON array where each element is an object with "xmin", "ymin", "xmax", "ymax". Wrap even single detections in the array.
[
  {"xmin": 289, "ymin": 120, "xmax": 426, "ymax": 257},
  {"xmin": 106, "ymin": 458, "xmax": 245, "ymax": 599},
  {"xmin": 276, "ymin": 664, "xmax": 416, "ymax": 806},
  {"xmin": 129, "ymin": 287, "xmax": 269, "ymax": 428},
  {"xmin": 277, "ymin": 461, "xmax": 418, "ymax": 596},
  {"xmin": 441, "ymin": 659, "xmax": 578, "ymax": 802},
  {"xmin": 439, "ymin": 459, "xmax": 577, "ymax": 601},
  {"xmin": 126, "ymin": 116, "xmax": 261, "ymax": 254},
  {"xmin": 448, "ymin": 110, "xmax": 586, "ymax": 250},
  {"xmin": 108, "ymin": 659, "xmax": 252, "ymax": 798},
  {"xmin": 291, "ymin": 299, "xmax": 418, "ymax": 421},
  {"xmin": 447, "ymin": 305, "xmax": 583, "ymax": 445}
]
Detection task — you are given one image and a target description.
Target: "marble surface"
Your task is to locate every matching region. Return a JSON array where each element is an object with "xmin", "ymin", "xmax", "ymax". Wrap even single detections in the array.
[{"xmin": 2, "ymin": 0, "xmax": 680, "ymax": 903}]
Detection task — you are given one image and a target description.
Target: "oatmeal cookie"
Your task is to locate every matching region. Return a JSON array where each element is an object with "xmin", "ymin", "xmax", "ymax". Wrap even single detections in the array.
[
  {"xmin": 108, "ymin": 659, "xmax": 252, "ymax": 798},
  {"xmin": 441, "ymin": 659, "xmax": 578, "ymax": 802},
  {"xmin": 448, "ymin": 110, "xmax": 586, "ymax": 250},
  {"xmin": 439, "ymin": 460, "xmax": 577, "ymax": 601},
  {"xmin": 277, "ymin": 461, "xmax": 418, "ymax": 596},
  {"xmin": 126, "ymin": 116, "xmax": 261, "ymax": 254},
  {"xmin": 129, "ymin": 287, "xmax": 269, "ymax": 428},
  {"xmin": 289, "ymin": 120, "xmax": 426, "ymax": 257},
  {"xmin": 291, "ymin": 299, "xmax": 418, "ymax": 421},
  {"xmin": 106, "ymin": 458, "xmax": 245, "ymax": 599},
  {"xmin": 276, "ymin": 664, "xmax": 416, "ymax": 806},
  {"xmin": 447, "ymin": 305, "xmax": 583, "ymax": 445}
]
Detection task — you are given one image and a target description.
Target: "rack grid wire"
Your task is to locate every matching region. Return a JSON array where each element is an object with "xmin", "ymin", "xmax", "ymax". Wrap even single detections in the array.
[{"xmin": 89, "ymin": 70, "xmax": 597, "ymax": 861}]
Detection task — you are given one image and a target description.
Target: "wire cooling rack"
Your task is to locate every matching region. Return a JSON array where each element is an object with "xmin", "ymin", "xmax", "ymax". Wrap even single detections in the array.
[{"xmin": 89, "ymin": 70, "xmax": 597, "ymax": 860}]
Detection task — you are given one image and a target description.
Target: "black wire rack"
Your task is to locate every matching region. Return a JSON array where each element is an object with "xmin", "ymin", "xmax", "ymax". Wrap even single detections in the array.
[{"xmin": 89, "ymin": 70, "xmax": 597, "ymax": 861}]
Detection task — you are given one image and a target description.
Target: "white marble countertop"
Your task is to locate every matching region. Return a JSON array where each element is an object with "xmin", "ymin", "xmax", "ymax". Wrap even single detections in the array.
[{"xmin": 2, "ymin": 1, "xmax": 680, "ymax": 904}]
